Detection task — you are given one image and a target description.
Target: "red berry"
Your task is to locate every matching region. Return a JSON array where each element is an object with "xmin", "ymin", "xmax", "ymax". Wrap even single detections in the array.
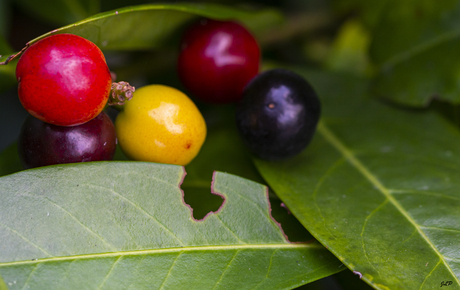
[
  {"xmin": 18, "ymin": 111, "xmax": 117, "ymax": 169},
  {"xmin": 16, "ymin": 34, "xmax": 112, "ymax": 126},
  {"xmin": 178, "ymin": 19, "xmax": 260, "ymax": 104}
]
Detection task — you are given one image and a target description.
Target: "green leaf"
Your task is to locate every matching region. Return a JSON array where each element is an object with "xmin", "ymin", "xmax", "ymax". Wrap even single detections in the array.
[
  {"xmin": 254, "ymin": 69, "xmax": 460, "ymax": 289},
  {"xmin": 0, "ymin": 3, "xmax": 282, "ymax": 64},
  {"xmin": 16, "ymin": 0, "xmax": 100, "ymax": 25},
  {"xmin": 0, "ymin": 162, "xmax": 341, "ymax": 289},
  {"xmin": 370, "ymin": 1, "xmax": 460, "ymax": 106},
  {"xmin": 0, "ymin": 275, "xmax": 7, "ymax": 290}
]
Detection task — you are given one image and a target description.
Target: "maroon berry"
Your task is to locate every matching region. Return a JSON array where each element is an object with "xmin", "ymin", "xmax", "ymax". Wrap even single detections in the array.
[
  {"xmin": 18, "ymin": 112, "xmax": 117, "ymax": 169},
  {"xmin": 178, "ymin": 19, "xmax": 260, "ymax": 104},
  {"xmin": 16, "ymin": 34, "xmax": 112, "ymax": 126}
]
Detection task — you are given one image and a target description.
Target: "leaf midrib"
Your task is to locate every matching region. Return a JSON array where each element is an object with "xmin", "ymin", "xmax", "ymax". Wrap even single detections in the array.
[
  {"xmin": 317, "ymin": 121, "xmax": 460, "ymax": 285},
  {"xmin": 0, "ymin": 243, "xmax": 317, "ymax": 267}
]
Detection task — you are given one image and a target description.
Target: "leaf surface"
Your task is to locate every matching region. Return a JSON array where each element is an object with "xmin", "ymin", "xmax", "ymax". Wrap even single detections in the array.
[
  {"xmin": 15, "ymin": 0, "xmax": 99, "ymax": 25},
  {"xmin": 254, "ymin": 69, "xmax": 460, "ymax": 289},
  {"xmin": 0, "ymin": 3, "xmax": 281, "ymax": 64},
  {"xmin": 370, "ymin": 1, "xmax": 460, "ymax": 106},
  {"xmin": 0, "ymin": 162, "xmax": 341, "ymax": 289}
]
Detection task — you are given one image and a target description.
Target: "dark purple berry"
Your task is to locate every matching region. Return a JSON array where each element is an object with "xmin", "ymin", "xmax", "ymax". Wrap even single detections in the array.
[
  {"xmin": 236, "ymin": 69, "xmax": 321, "ymax": 160},
  {"xmin": 18, "ymin": 111, "xmax": 117, "ymax": 169}
]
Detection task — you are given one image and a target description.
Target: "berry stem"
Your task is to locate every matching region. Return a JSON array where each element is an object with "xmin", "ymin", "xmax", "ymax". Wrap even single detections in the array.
[
  {"xmin": 0, "ymin": 45, "xmax": 30, "ymax": 65},
  {"xmin": 108, "ymin": 81, "xmax": 135, "ymax": 106}
]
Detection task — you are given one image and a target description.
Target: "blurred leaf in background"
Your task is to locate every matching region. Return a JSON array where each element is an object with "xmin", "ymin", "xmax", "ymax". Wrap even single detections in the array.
[
  {"xmin": 0, "ymin": 0, "xmax": 11, "ymax": 38},
  {"xmin": 15, "ymin": 0, "xmax": 100, "ymax": 25},
  {"xmin": 324, "ymin": 19, "xmax": 372, "ymax": 76},
  {"xmin": 370, "ymin": 0, "xmax": 460, "ymax": 106}
]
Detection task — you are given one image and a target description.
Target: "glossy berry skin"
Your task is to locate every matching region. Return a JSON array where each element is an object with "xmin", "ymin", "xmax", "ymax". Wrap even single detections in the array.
[
  {"xmin": 178, "ymin": 19, "xmax": 260, "ymax": 104},
  {"xmin": 236, "ymin": 69, "xmax": 321, "ymax": 161},
  {"xmin": 18, "ymin": 111, "xmax": 117, "ymax": 169},
  {"xmin": 115, "ymin": 85, "xmax": 207, "ymax": 166},
  {"xmin": 16, "ymin": 33, "xmax": 112, "ymax": 126}
]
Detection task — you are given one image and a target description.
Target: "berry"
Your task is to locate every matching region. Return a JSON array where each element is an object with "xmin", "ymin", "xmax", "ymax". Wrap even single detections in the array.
[
  {"xmin": 115, "ymin": 85, "xmax": 207, "ymax": 166},
  {"xmin": 16, "ymin": 33, "xmax": 112, "ymax": 126},
  {"xmin": 18, "ymin": 111, "xmax": 117, "ymax": 169},
  {"xmin": 236, "ymin": 69, "xmax": 321, "ymax": 160},
  {"xmin": 178, "ymin": 19, "xmax": 260, "ymax": 104}
]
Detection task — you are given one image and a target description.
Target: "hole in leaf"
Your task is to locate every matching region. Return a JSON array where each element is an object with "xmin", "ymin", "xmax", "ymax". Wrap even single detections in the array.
[
  {"xmin": 269, "ymin": 191, "xmax": 314, "ymax": 243},
  {"xmin": 181, "ymin": 173, "xmax": 224, "ymax": 220}
]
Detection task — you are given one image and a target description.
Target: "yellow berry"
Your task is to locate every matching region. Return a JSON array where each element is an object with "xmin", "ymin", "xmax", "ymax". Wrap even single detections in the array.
[{"xmin": 115, "ymin": 85, "xmax": 207, "ymax": 165}]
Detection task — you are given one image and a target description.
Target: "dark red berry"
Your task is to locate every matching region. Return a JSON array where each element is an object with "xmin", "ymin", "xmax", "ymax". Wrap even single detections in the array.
[
  {"xmin": 236, "ymin": 69, "xmax": 321, "ymax": 160},
  {"xmin": 178, "ymin": 19, "xmax": 260, "ymax": 104},
  {"xmin": 18, "ymin": 111, "xmax": 117, "ymax": 169},
  {"xmin": 16, "ymin": 33, "xmax": 112, "ymax": 126}
]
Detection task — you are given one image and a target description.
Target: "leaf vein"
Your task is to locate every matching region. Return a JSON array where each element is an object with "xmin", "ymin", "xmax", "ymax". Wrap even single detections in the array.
[
  {"xmin": 390, "ymin": 189, "xmax": 460, "ymax": 202},
  {"xmin": 360, "ymin": 199, "xmax": 388, "ymax": 274},
  {"xmin": 0, "ymin": 243, "xmax": 311, "ymax": 268},
  {"xmin": 250, "ymin": 249, "xmax": 278, "ymax": 290},
  {"xmin": 212, "ymin": 250, "xmax": 239, "ymax": 290},
  {"xmin": 84, "ymin": 183, "xmax": 185, "ymax": 246},
  {"xmin": 158, "ymin": 252, "xmax": 182, "ymax": 290},
  {"xmin": 96, "ymin": 256, "xmax": 123, "ymax": 290},
  {"xmin": 21, "ymin": 193, "xmax": 118, "ymax": 252},
  {"xmin": 20, "ymin": 263, "xmax": 39, "ymax": 290},
  {"xmin": 222, "ymin": 185, "xmax": 285, "ymax": 240},
  {"xmin": 215, "ymin": 215, "xmax": 245, "ymax": 244},
  {"xmin": 56, "ymin": 259, "xmax": 76, "ymax": 288},
  {"xmin": 0, "ymin": 221, "xmax": 52, "ymax": 258},
  {"xmin": 419, "ymin": 226, "xmax": 460, "ymax": 234},
  {"xmin": 419, "ymin": 259, "xmax": 441, "ymax": 290},
  {"xmin": 318, "ymin": 122, "xmax": 460, "ymax": 285},
  {"xmin": 312, "ymin": 156, "xmax": 347, "ymax": 239}
]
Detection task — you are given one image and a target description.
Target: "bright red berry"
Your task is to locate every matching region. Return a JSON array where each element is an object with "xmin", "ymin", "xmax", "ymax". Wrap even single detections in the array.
[
  {"xmin": 178, "ymin": 19, "xmax": 260, "ymax": 104},
  {"xmin": 16, "ymin": 33, "xmax": 112, "ymax": 126}
]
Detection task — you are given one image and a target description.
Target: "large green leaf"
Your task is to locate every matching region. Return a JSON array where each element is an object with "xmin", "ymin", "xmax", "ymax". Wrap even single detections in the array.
[
  {"xmin": 0, "ymin": 3, "xmax": 282, "ymax": 64},
  {"xmin": 254, "ymin": 69, "xmax": 460, "ymax": 289},
  {"xmin": 370, "ymin": 1, "xmax": 460, "ymax": 106},
  {"xmin": 0, "ymin": 162, "xmax": 341, "ymax": 289}
]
